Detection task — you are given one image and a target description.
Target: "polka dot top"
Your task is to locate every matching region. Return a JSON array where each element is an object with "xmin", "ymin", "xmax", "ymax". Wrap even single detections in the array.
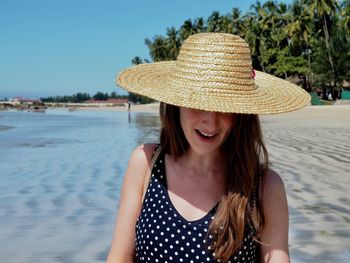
[{"xmin": 135, "ymin": 147, "xmax": 259, "ymax": 263}]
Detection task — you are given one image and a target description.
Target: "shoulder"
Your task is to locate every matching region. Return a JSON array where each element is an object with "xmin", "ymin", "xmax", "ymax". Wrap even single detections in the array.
[
  {"xmin": 260, "ymin": 168, "xmax": 288, "ymax": 228},
  {"xmin": 122, "ymin": 143, "xmax": 159, "ymax": 194},
  {"xmin": 253, "ymin": 169, "xmax": 287, "ymax": 227},
  {"xmin": 128, "ymin": 143, "xmax": 158, "ymax": 166},
  {"xmin": 262, "ymin": 169, "xmax": 286, "ymax": 197},
  {"xmin": 125, "ymin": 143, "xmax": 159, "ymax": 183},
  {"xmin": 259, "ymin": 171, "xmax": 290, "ymax": 261},
  {"xmin": 107, "ymin": 143, "xmax": 159, "ymax": 261}
]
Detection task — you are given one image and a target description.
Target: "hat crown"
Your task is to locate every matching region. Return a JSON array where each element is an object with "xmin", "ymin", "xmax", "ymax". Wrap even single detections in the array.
[{"xmin": 171, "ymin": 33, "xmax": 255, "ymax": 91}]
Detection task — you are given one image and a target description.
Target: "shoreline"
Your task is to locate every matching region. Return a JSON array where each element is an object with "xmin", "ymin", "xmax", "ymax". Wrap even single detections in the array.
[
  {"xmin": 0, "ymin": 101, "xmax": 161, "ymax": 114},
  {"xmin": 1, "ymin": 101, "xmax": 350, "ymax": 115},
  {"xmin": 73, "ymin": 102, "xmax": 160, "ymax": 113}
]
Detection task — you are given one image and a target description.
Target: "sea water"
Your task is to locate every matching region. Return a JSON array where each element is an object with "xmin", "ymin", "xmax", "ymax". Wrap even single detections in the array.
[{"xmin": 0, "ymin": 109, "xmax": 160, "ymax": 263}]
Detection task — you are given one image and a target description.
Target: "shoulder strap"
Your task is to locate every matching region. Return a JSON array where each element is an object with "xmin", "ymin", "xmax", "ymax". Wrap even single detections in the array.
[{"xmin": 142, "ymin": 145, "xmax": 163, "ymax": 202}]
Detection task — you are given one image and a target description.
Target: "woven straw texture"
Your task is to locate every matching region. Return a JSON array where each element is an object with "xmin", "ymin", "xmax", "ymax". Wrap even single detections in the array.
[{"xmin": 117, "ymin": 33, "xmax": 310, "ymax": 114}]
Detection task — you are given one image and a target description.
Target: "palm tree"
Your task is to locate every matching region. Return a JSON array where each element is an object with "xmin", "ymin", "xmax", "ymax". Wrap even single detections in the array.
[
  {"xmin": 246, "ymin": 1, "xmax": 266, "ymax": 71},
  {"xmin": 340, "ymin": 0, "xmax": 350, "ymax": 39},
  {"xmin": 145, "ymin": 35, "xmax": 169, "ymax": 61},
  {"xmin": 260, "ymin": 0, "xmax": 288, "ymax": 50},
  {"xmin": 221, "ymin": 14, "xmax": 233, "ymax": 33},
  {"xmin": 244, "ymin": 15, "xmax": 266, "ymax": 72},
  {"xmin": 275, "ymin": 1, "xmax": 292, "ymax": 48},
  {"xmin": 308, "ymin": 0, "xmax": 339, "ymax": 73},
  {"xmin": 286, "ymin": 1, "xmax": 314, "ymax": 89},
  {"xmin": 249, "ymin": 0, "xmax": 264, "ymax": 19},
  {"xmin": 179, "ymin": 19, "xmax": 195, "ymax": 42},
  {"xmin": 131, "ymin": 56, "xmax": 143, "ymax": 65},
  {"xmin": 230, "ymin": 7, "xmax": 245, "ymax": 36},
  {"xmin": 253, "ymin": 0, "xmax": 280, "ymax": 73},
  {"xmin": 207, "ymin": 11, "xmax": 224, "ymax": 32},
  {"xmin": 193, "ymin": 17, "xmax": 206, "ymax": 33},
  {"xmin": 166, "ymin": 27, "xmax": 180, "ymax": 60},
  {"xmin": 260, "ymin": 0, "xmax": 278, "ymax": 31}
]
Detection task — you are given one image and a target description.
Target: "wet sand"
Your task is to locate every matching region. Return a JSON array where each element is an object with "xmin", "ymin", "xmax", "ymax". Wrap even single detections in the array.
[
  {"xmin": 260, "ymin": 105, "xmax": 350, "ymax": 262},
  {"xmin": 126, "ymin": 104, "xmax": 350, "ymax": 261},
  {"xmin": 106, "ymin": 103, "xmax": 350, "ymax": 261},
  {"xmin": 0, "ymin": 105, "xmax": 349, "ymax": 262},
  {"xmin": 0, "ymin": 125, "xmax": 15, "ymax": 131},
  {"xmin": 47, "ymin": 104, "xmax": 350, "ymax": 261}
]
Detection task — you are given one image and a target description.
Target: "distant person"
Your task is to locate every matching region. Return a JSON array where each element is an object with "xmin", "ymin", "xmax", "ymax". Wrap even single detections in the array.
[
  {"xmin": 328, "ymin": 92, "xmax": 333, "ymax": 101},
  {"xmin": 128, "ymin": 101, "xmax": 131, "ymax": 112},
  {"xmin": 107, "ymin": 33, "xmax": 310, "ymax": 262}
]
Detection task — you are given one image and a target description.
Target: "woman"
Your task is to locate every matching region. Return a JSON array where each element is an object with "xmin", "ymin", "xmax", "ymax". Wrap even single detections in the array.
[{"xmin": 107, "ymin": 33, "xmax": 310, "ymax": 262}]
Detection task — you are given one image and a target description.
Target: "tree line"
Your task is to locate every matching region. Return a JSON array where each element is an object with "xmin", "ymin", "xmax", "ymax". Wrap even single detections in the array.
[
  {"xmin": 132, "ymin": 0, "xmax": 350, "ymax": 100},
  {"xmin": 40, "ymin": 91, "xmax": 154, "ymax": 104},
  {"xmin": 40, "ymin": 91, "xmax": 128, "ymax": 103}
]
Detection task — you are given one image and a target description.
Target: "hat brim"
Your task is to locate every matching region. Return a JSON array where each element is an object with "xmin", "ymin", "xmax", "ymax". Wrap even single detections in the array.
[{"xmin": 117, "ymin": 61, "xmax": 311, "ymax": 114}]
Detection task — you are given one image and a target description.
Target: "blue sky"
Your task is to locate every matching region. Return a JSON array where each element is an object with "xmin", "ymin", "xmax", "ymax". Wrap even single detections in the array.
[{"xmin": 1, "ymin": 0, "xmax": 284, "ymax": 99}]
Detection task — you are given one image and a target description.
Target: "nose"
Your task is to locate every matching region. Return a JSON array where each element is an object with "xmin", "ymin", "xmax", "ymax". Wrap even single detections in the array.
[{"xmin": 202, "ymin": 111, "xmax": 217, "ymax": 131}]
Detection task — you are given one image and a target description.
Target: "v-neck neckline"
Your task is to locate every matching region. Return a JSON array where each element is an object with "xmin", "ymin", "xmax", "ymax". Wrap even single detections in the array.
[{"xmin": 155, "ymin": 152, "xmax": 218, "ymax": 225}]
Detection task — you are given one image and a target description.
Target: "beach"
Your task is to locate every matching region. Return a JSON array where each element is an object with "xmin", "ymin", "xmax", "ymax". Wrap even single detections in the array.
[
  {"xmin": 0, "ymin": 105, "xmax": 349, "ymax": 262},
  {"xmin": 260, "ymin": 105, "xmax": 350, "ymax": 262},
  {"xmin": 76, "ymin": 102, "xmax": 161, "ymax": 113}
]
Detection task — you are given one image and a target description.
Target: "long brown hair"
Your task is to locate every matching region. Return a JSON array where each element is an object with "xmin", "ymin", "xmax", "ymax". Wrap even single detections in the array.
[{"xmin": 159, "ymin": 102, "xmax": 268, "ymax": 261}]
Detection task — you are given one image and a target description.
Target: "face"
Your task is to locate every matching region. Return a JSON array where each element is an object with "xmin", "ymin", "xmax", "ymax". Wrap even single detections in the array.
[{"xmin": 179, "ymin": 107, "xmax": 234, "ymax": 156}]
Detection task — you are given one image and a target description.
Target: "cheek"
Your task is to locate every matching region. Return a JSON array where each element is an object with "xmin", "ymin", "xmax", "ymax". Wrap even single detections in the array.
[
  {"xmin": 179, "ymin": 109, "xmax": 191, "ymax": 137},
  {"xmin": 180, "ymin": 108, "xmax": 196, "ymax": 130},
  {"xmin": 221, "ymin": 115, "xmax": 235, "ymax": 138},
  {"xmin": 222, "ymin": 114, "xmax": 235, "ymax": 129}
]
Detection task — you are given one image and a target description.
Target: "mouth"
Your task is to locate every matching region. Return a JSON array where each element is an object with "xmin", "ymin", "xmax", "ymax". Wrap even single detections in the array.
[{"xmin": 195, "ymin": 129, "xmax": 217, "ymax": 141}]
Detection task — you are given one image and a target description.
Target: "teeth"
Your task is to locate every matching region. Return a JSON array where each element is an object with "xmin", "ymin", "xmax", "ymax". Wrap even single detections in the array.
[{"xmin": 198, "ymin": 130, "xmax": 215, "ymax": 137}]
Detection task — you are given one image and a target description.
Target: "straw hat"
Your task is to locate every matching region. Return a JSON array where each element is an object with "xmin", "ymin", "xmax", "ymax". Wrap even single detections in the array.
[{"xmin": 116, "ymin": 33, "xmax": 310, "ymax": 114}]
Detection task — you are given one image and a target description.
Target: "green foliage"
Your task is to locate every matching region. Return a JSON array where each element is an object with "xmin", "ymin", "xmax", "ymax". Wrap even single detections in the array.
[
  {"xmin": 131, "ymin": 56, "xmax": 143, "ymax": 65},
  {"xmin": 93, "ymin": 92, "xmax": 109, "ymax": 100},
  {"xmin": 72, "ymin": 92, "xmax": 91, "ymax": 102},
  {"xmin": 40, "ymin": 91, "xmax": 128, "ymax": 103},
  {"xmin": 129, "ymin": 57, "xmax": 155, "ymax": 104},
  {"xmin": 110, "ymin": 91, "xmax": 117, "ymax": 98},
  {"xmin": 41, "ymin": 95, "xmax": 74, "ymax": 103},
  {"xmin": 312, "ymin": 23, "xmax": 350, "ymax": 89},
  {"xmin": 272, "ymin": 47, "xmax": 309, "ymax": 76},
  {"xmin": 135, "ymin": 0, "xmax": 350, "ymax": 94},
  {"xmin": 128, "ymin": 92, "xmax": 154, "ymax": 104},
  {"xmin": 145, "ymin": 35, "xmax": 172, "ymax": 62}
]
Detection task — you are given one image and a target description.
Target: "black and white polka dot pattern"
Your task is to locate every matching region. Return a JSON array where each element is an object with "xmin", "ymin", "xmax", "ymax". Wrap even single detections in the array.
[{"xmin": 135, "ymin": 148, "xmax": 258, "ymax": 262}]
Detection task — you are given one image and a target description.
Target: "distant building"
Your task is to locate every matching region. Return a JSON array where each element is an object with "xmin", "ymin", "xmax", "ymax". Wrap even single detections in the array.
[
  {"xmin": 344, "ymin": 81, "xmax": 350, "ymax": 89},
  {"xmin": 10, "ymin": 96, "xmax": 42, "ymax": 105}
]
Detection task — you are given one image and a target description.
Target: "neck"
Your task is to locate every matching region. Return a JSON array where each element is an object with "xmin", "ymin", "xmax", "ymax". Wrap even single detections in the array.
[{"xmin": 177, "ymin": 148, "xmax": 224, "ymax": 177}]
